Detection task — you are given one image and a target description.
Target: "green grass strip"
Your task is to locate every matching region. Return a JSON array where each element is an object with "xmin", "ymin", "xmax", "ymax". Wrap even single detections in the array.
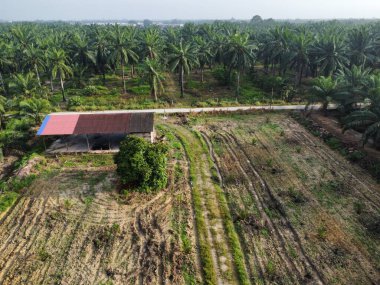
[
  {"xmin": 164, "ymin": 125, "xmax": 217, "ymax": 285},
  {"xmin": 194, "ymin": 130, "xmax": 251, "ymax": 285}
]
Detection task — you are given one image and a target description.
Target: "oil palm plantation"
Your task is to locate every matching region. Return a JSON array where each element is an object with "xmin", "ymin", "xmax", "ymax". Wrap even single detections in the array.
[
  {"xmin": 168, "ymin": 41, "xmax": 198, "ymax": 97},
  {"xmin": 49, "ymin": 48, "xmax": 73, "ymax": 102}
]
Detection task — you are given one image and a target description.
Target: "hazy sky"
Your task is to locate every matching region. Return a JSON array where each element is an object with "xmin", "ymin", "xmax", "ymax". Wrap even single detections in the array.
[{"xmin": 1, "ymin": 0, "xmax": 380, "ymax": 21}]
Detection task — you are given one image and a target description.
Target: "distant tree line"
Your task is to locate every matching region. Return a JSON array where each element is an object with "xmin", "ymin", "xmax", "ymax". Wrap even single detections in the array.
[{"xmin": 0, "ymin": 19, "xmax": 379, "ymax": 149}]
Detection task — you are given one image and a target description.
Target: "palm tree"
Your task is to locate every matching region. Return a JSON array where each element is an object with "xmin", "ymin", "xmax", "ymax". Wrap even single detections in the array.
[
  {"xmin": 93, "ymin": 29, "xmax": 110, "ymax": 84},
  {"xmin": 194, "ymin": 36, "xmax": 213, "ymax": 83},
  {"xmin": 223, "ymin": 33, "xmax": 256, "ymax": 99},
  {"xmin": 308, "ymin": 76, "xmax": 337, "ymax": 114},
  {"xmin": 11, "ymin": 72, "xmax": 38, "ymax": 97},
  {"xmin": 24, "ymin": 44, "xmax": 45, "ymax": 87},
  {"xmin": 168, "ymin": 41, "xmax": 198, "ymax": 97},
  {"xmin": 143, "ymin": 58, "xmax": 165, "ymax": 102},
  {"xmin": 70, "ymin": 33, "xmax": 95, "ymax": 68},
  {"xmin": 125, "ymin": 28, "xmax": 140, "ymax": 78},
  {"xmin": 264, "ymin": 27, "xmax": 291, "ymax": 76},
  {"xmin": 311, "ymin": 35, "xmax": 348, "ymax": 76},
  {"xmin": 109, "ymin": 25, "xmax": 139, "ymax": 93},
  {"xmin": 141, "ymin": 27, "xmax": 163, "ymax": 60},
  {"xmin": 49, "ymin": 48, "xmax": 73, "ymax": 102},
  {"xmin": 289, "ymin": 33, "xmax": 312, "ymax": 85},
  {"xmin": 334, "ymin": 65, "xmax": 371, "ymax": 113},
  {"xmin": 343, "ymin": 107, "xmax": 380, "ymax": 148},
  {"xmin": 0, "ymin": 42, "xmax": 12, "ymax": 96},
  {"xmin": 368, "ymin": 74, "xmax": 380, "ymax": 108},
  {"xmin": 19, "ymin": 98, "xmax": 50, "ymax": 124},
  {"xmin": 347, "ymin": 27, "xmax": 376, "ymax": 67}
]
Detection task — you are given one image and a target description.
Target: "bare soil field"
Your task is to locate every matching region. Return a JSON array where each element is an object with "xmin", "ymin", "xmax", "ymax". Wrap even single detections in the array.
[
  {"xmin": 0, "ymin": 112, "xmax": 379, "ymax": 285},
  {"xmin": 0, "ymin": 153, "xmax": 200, "ymax": 284}
]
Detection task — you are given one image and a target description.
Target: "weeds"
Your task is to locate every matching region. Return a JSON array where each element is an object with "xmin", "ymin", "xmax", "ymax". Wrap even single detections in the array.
[
  {"xmin": 37, "ymin": 247, "xmax": 51, "ymax": 262},
  {"xmin": 317, "ymin": 225, "xmax": 328, "ymax": 240}
]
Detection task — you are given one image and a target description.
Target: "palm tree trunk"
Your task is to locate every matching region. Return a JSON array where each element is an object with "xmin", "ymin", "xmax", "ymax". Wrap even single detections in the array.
[
  {"xmin": 121, "ymin": 62, "xmax": 126, "ymax": 93},
  {"xmin": 152, "ymin": 85, "xmax": 157, "ymax": 102},
  {"xmin": 201, "ymin": 68, "xmax": 204, "ymax": 83},
  {"xmin": 180, "ymin": 65, "xmax": 184, "ymax": 98},
  {"xmin": 60, "ymin": 76, "xmax": 66, "ymax": 102},
  {"xmin": 322, "ymin": 101, "xmax": 329, "ymax": 116},
  {"xmin": 50, "ymin": 75, "xmax": 54, "ymax": 92},
  {"xmin": 34, "ymin": 64, "xmax": 41, "ymax": 87},
  {"xmin": 131, "ymin": 64, "xmax": 135, "ymax": 78},
  {"xmin": 0, "ymin": 71, "xmax": 7, "ymax": 96},
  {"xmin": 298, "ymin": 65, "xmax": 304, "ymax": 86},
  {"xmin": 236, "ymin": 71, "xmax": 240, "ymax": 100}
]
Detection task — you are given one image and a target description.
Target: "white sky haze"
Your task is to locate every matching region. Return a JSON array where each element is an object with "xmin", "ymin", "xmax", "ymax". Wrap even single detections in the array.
[{"xmin": 1, "ymin": 0, "xmax": 379, "ymax": 21}]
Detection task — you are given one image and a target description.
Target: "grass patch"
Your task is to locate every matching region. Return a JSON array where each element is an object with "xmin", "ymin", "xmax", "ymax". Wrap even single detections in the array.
[{"xmin": 0, "ymin": 191, "xmax": 19, "ymax": 213}]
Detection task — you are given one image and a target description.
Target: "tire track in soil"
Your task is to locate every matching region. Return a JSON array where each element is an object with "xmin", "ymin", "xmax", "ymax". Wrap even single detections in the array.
[
  {"xmin": 232, "ymin": 118, "xmax": 380, "ymax": 284},
  {"xmin": 287, "ymin": 119, "xmax": 380, "ymax": 210},
  {"xmin": 219, "ymin": 131, "xmax": 326, "ymax": 285},
  {"xmin": 230, "ymin": 125, "xmax": 346, "ymax": 283},
  {"xmin": 171, "ymin": 125, "xmax": 239, "ymax": 285},
  {"xmin": 0, "ymin": 198, "xmax": 34, "ymax": 254},
  {"xmin": 201, "ymin": 131, "xmax": 261, "ymax": 284},
  {"xmin": 0, "ymin": 197, "xmax": 48, "ymax": 284},
  {"xmin": 216, "ymin": 132, "xmax": 302, "ymax": 283},
  {"xmin": 6, "ymin": 198, "xmax": 50, "ymax": 283},
  {"xmin": 29, "ymin": 213, "xmax": 69, "ymax": 284}
]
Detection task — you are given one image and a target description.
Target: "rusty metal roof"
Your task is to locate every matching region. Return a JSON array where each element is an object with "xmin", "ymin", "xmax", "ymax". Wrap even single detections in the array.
[{"xmin": 38, "ymin": 112, "xmax": 154, "ymax": 136}]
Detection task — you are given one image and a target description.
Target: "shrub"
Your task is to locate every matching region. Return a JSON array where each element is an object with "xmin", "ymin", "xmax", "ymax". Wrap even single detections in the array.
[
  {"xmin": 82, "ymin": 85, "xmax": 98, "ymax": 96},
  {"xmin": 114, "ymin": 136, "xmax": 169, "ymax": 192},
  {"xmin": 212, "ymin": 66, "xmax": 234, "ymax": 86},
  {"xmin": 68, "ymin": 96, "xmax": 83, "ymax": 109}
]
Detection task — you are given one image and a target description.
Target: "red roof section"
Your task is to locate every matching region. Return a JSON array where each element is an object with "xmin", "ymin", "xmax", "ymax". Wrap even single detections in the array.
[{"xmin": 38, "ymin": 113, "xmax": 154, "ymax": 136}]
